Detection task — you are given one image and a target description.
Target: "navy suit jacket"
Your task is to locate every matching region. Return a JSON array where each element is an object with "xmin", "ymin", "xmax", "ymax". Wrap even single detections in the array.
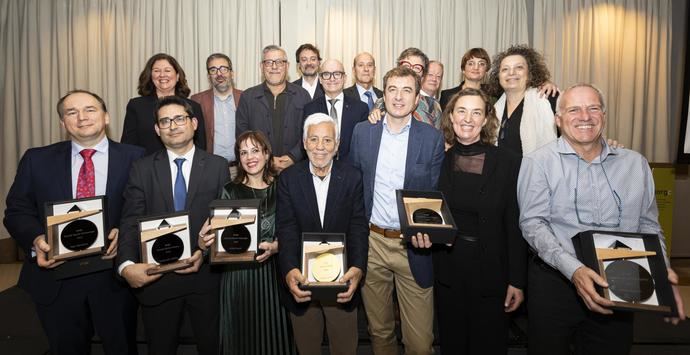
[
  {"xmin": 343, "ymin": 84, "xmax": 383, "ymax": 105},
  {"xmin": 348, "ymin": 117, "xmax": 445, "ymax": 288},
  {"xmin": 121, "ymin": 95, "xmax": 207, "ymax": 155},
  {"xmin": 302, "ymin": 95, "xmax": 369, "ymax": 161},
  {"xmin": 276, "ymin": 160, "xmax": 369, "ymax": 314},
  {"xmin": 117, "ymin": 148, "xmax": 229, "ymax": 306},
  {"xmin": 293, "ymin": 77, "xmax": 325, "ymax": 99},
  {"xmin": 4, "ymin": 140, "xmax": 144, "ymax": 304}
]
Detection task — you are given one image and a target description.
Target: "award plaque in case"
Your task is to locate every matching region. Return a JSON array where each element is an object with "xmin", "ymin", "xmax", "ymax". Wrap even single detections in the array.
[
  {"xmin": 396, "ymin": 190, "xmax": 458, "ymax": 244},
  {"xmin": 139, "ymin": 212, "xmax": 192, "ymax": 275},
  {"xmin": 572, "ymin": 230, "xmax": 678, "ymax": 315},
  {"xmin": 45, "ymin": 196, "xmax": 108, "ymax": 261},
  {"xmin": 208, "ymin": 199, "xmax": 261, "ymax": 264},
  {"xmin": 299, "ymin": 232, "xmax": 349, "ymax": 302}
]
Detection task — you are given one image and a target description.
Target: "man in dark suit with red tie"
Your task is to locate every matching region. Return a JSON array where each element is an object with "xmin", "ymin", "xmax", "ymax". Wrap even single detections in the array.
[
  {"xmin": 117, "ymin": 95, "xmax": 229, "ymax": 355},
  {"xmin": 4, "ymin": 90, "xmax": 143, "ymax": 354},
  {"xmin": 303, "ymin": 59, "xmax": 369, "ymax": 161}
]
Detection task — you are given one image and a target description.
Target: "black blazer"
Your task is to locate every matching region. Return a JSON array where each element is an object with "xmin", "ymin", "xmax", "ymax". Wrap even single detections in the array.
[
  {"xmin": 433, "ymin": 145, "xmax": 527, "ymax": 296},
  {"xmin": 276, "ymin": 160, "xmax": 369, "ymax": 314},
  {"xmin": 117, "ymin": 148, "xmax": 229, "ymax": 305},
  {"xmin": 121, "ymin": 95, "xmax": 207, "ymax": 155},
  {"xmin": 343, "ymin": 85, "xmax": 383, "ymax": 106},
  {"xmin": 302, "ymin": 95, "xmax": 369, "ymax": 161},
  {"xmin": 293, "ymin": 77, "xmax": 325, "ymax": 99},
  {"xmin": 4, "ymin": 140, "xmax": 144, "ymax": 305}
]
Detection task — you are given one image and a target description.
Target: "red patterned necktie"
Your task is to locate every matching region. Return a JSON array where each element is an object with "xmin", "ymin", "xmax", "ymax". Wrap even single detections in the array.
[{"xmin": 76, "ymin": 149, "xmax": 96, "ymax": 198}]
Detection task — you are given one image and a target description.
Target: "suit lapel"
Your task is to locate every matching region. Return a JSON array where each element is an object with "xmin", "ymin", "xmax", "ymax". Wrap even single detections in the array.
[
  {"xmin": 298, "ymin": 163, "xmax": 322, "ymax": 230},
  {"xmin": 368, "ymin": 122, "xmax": 384, "ymax": 196},
  {"xmin": 323, "ymin": 162, "xmax": 343, "ymax": 230},
  {"xmin": 186, "ymin": 148, "xmax": 206, "ymax": 210},
  {"xmin": 105, "ymin": 140, "xmax": 123, "ymax": 198},
  {"xmin": 58, "ymin": 142, "xmax": 73, "ymax": 199},
  {"xmin": 403, "ymin": 119, "xmax": 421, "ymax": 189},
  {"xmin": 153, "ymin": 151, "xmax": 175, "ymax": 211}
]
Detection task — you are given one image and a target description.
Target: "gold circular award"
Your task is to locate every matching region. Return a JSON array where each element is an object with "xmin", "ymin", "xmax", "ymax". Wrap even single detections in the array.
[{"xmin": 311, "ymin": 252, "xmax": 341, "ymax": 282}]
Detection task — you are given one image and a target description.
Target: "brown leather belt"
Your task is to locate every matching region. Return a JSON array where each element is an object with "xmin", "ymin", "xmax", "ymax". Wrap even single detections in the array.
[{"xmin": 370, "ymin": 224, "xmax": 401, "ymax": 239}]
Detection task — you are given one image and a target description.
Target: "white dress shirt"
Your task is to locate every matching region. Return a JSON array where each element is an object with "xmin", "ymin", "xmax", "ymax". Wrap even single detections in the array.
[{"xmin": 310, "ymin": 162, "xmax": 332, "ymax": 227}]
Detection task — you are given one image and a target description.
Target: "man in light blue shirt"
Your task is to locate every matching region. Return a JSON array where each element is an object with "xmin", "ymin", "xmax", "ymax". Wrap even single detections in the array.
[
  {"xmin": 349, "ymin": 67, "xmax": 445, "ymax": 355},
  {"xmin": 517, "ymin": 83, "xmax": 685, "ymax": 355}
]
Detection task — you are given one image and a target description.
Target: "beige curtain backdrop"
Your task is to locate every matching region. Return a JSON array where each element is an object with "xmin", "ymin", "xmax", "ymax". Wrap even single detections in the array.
[
  {"xmin": 533, "ymin": 0, "xmax": 674, "ymax": 161},
  {"xmin": 0, "ymin": 0, "xmax": 683, "ymax": 240}
]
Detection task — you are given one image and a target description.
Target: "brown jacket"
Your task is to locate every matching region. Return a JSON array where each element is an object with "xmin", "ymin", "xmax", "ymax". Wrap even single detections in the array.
[{"xmin": 190, "ymin": 88, "xmax": 243, "ymax": 154}]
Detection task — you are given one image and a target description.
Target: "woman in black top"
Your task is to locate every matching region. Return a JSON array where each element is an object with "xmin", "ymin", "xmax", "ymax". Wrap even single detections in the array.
[
  {"xmin": 434, "ymin": 88, "xmax": 527, "ymax": 354},
  {"xmin": 121, "ymin": 53, "xmax": 206, "ymax": 154}
]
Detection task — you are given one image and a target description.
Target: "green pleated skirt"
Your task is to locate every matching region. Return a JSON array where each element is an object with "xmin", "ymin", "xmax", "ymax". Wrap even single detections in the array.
[{"xmin": 219, "ymin": 257, "xmax": 297, "ymax": 355}]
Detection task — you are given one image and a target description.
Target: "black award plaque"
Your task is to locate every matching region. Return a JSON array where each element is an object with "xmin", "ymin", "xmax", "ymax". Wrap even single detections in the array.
[
  {"xmin": 412, "ymin": 208, "xmax": 443, "ymax": 224},
  {"xmin": 60, "ymin": 219, "xmax": 99, "ymax": 251},
  {"xmin": 220, "ymin": 225, "xmax": 251, "ymax": 254},
  {"xmin": 151, "ymin": 233, "xmax": 185, "ymax": 264},
  {"xmin": 605, "ymin": 260, "xmax": 655, "ymax": 303}
]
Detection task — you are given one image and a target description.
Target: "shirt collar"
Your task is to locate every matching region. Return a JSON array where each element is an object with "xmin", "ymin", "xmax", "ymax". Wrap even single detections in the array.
[
  {"xmin": 356, "ymin": 83, "xmax": 374, "ymax": 96},
  {"xmin": 166, "ymin": 145, "xmax": 196, "ymax": 164},
  {"xmin": 382, "ymin": 115, "xmax": 412, "ymax": 135},
  {"xmin": 556, "ymin": 136, "xmax": 617, "ymax": 162},
  {"xmin": 71, "ymin": 136, "xmax": 109, "ymax": 156},
  {"xmin": 309, "ymin": 161, "xmax": 333, "ymax": 180},
  {"xmin": 326, "ymin": 92, "xmax": 345, "ymax": 102}
]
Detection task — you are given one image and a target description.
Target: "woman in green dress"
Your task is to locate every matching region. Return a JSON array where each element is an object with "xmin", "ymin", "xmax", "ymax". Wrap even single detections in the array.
[{"xmin": 199, "ymin": 130, "xmax": 296, "ymax": 355}]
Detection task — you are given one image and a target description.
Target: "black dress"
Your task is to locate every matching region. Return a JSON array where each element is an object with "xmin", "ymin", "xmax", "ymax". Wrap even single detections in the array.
[
  {"xmin": 433, "ymin": 141, "xmax": 527, "ymax": 355},
  {"xmin": 218, "ymin": 182, "xmax": 297, "ymax": 355}
]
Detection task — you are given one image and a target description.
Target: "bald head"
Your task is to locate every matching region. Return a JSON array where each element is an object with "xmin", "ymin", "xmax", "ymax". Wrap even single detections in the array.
[
  {"xmin": 319, "ymin": 59, "xmax": 346, "ymax": 98},
  {"xmin": 352, "ymin": 52, "xmax": 376, "ymax": 88}
]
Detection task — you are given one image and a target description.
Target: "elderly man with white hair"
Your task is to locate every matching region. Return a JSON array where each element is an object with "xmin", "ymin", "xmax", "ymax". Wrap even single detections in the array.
[{"xmin": 276, "ymin": 113, "xmax": 369, "ymax": 355}]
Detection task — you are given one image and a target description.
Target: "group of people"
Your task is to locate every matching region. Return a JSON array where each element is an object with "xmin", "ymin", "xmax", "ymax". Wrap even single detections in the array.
[{"xmin": 3, "ymin": 41, "xmax": 686, "ymax": 355}]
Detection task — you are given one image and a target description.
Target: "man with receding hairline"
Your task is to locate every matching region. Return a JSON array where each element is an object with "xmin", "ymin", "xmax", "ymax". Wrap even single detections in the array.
[
  {"xmin": 344, "ymin": 52, "xmax": 384, "ymax": 110},
  {"xmin": 4, "ymin": 90, "xmax": 142, "ymax": 354}
]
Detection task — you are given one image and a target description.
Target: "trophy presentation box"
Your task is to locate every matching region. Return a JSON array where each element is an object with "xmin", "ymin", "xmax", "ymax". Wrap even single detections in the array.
[
  {"xmin": 572, "ymin": 230, "xmax": 678, "ymax": 315},
  {"xmin": 299, "ymin": 232, "xmax": 349, "ymax": 301},
  {"xmin": 208, "ymin": 199, "xmax": 261, "ymax": 264},
  {"xmin": 45, "ymin": 196, "xmax": 107, "ymax": 261},
  {"xmin": 396, "ymin": 190, "xmax": 457, "ymax": 244},
  {"xmin": 139, "ymin": 212, "xmax": 193, "ymax": 275}
]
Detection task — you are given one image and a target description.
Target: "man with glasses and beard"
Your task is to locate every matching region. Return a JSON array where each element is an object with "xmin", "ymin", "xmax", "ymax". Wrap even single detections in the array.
[
  {"xmin": 517, "ymin": 83, "xmax": 686, "ymax": 355},
  {"xmin": 293, "ymin": 43, "xmax": 324, "ymax": 99},
  {"xmin": 237, "ymin": 44, "xmax": 311, "ymax": 173},
  {"xmin": 191, "ymin": 53, "xmax": 243, "ymax": 177}
]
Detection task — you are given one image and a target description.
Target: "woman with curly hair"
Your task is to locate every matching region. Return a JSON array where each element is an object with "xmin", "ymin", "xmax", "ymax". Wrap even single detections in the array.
[
  {"xmin": 121, "ymin": 53, "xmax": 206, "ymax": 154},
  {"xmin": 487, "ymin": 45, "xmax": 558, "ymax": 155},
  {"xmin": 430, "ymin": 88, "xmax": 527, "ymax": 354}
]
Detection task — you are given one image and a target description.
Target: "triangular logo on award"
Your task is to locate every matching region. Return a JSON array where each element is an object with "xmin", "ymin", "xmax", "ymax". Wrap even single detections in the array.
[
  {"xmin": 609, "ymin": 240, "xmax": 632, "ymax": 250},
  {"xmin": 157, "ymin": 219, "xmax": 171, "ymax": 230},
  {"xmin": 67, "ymin": 204, "xmax": 82, "ymax": 213},
  {"xmin": 228, "ymin": 208, "xmax": 241, "ymax": 219}
]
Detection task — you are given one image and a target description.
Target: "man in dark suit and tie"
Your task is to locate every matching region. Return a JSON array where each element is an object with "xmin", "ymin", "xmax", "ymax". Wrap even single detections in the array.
[
  {"xmin": 293, "ymin": 43, "xmax": 324, "ymax": 99},
  {"xmin": 349, "ymin": 67, "xmax": 445, "ymax": 355},
  {"xmin": 277, "ymin": 113, "xmax": 369, "ymax": 355},
  {"xmin": 4, "ymin": 90, "xmax": 143, "ymax": 354},
  {"xmin": 303, "ymin": 59, "xmax": 369, "ymax": 161},
  {"xmin": 117, "ymin": 96, "xmax": 229, "ymax": 355},
  {"xmin": 343, "ymin": 52, "xmax": 383, "ymax": 111}
]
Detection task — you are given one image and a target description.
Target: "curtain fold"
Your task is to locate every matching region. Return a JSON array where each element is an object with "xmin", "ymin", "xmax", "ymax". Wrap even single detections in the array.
[{"xmin": 533, "ymin": 0, "xmax": 674, "ymax": 161}]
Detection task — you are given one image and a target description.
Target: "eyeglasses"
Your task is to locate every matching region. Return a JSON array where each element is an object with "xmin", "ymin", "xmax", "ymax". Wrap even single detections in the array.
[
  {"xmin": 262, "ymin": 59, "xmax": 288, "ymax": 68},
  {"xmin": 207, "ymin": 66, "xmax": 231, "ymax": 75},
  {"xmin": 399, "ymin": 61, "xmax": 424, "ymax": 74},
  {"xmin": 157, "ymin": 115, "xmax": 189, "ymax": 129},
  {"xmin": 574, "ymin": 159, "xmax": 622, "ymax": 228},
  {"xmin": 319, "ymin": 71, "xmax": 345, "ymax": 80}
]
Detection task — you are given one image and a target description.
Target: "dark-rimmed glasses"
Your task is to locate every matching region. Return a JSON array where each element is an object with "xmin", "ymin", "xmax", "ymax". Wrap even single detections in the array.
[
  {"xmin": 399, "ymin": 61, "xmax": 424, "ymax": 74},
  {"xmin": 207, "ymin": 66, "xmax": 231, "ymax": 75},
  {"xmin": 262, "ymin": 59, "xmax": 288, "ymax": 68},
  {"xmin": 319, "ymin": 71, "xmax": 345, "ymax": 80},
  {"xmin": 157, "ymin": 115, "xmax": 189, "ymax": 129}
]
